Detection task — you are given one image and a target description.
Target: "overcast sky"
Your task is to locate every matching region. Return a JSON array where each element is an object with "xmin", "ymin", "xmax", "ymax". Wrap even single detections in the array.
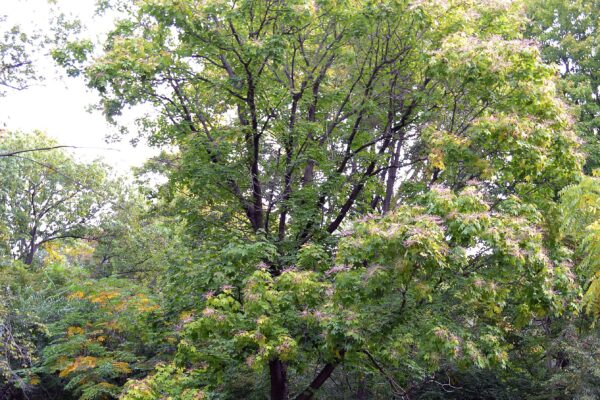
[{"xmin": 0, "ymin": 0, "xmax": 155, "ymax": 173}]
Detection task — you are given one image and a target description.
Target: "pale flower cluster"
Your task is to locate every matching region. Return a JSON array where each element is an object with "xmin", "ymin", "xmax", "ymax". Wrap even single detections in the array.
[
  {"xmin": 409, "ymin": 0, "xmax": 512, "ymax": 14},
  {"xmin": 432, "ymin": 34, "xmax": 538, "ymax": 74}
]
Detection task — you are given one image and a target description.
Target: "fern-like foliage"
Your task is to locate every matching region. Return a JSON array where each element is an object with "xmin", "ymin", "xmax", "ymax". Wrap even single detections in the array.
[{"xmin": 560, "ymin": 174, "xmax": 600, "ymax": 316}]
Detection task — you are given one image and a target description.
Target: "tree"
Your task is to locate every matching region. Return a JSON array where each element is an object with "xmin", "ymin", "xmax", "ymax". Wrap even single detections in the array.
[
  {"xmin": 88, "ymin": 192, "xmax": 191, "ymax": 282},
  {"xmin": 526, "ymin": 0, "xmax": 600, "ymax": 173},
  {"xmin": 1, "ymin": 0, "xmax": 91, "ymax": 97},
  {"xmin": 81, "ymin": 0, "xmax": 579, "ymax": 242},
  {"xmin": 0, "ymin": 16, "xmax": 41, "ymax": 95},
  {"xmin": 65, "ymin": 0, "xmax": 582, "ymax": 398},
  {"xmin": 0, "ymin": 132, "xmax": 115, "ymax": 265}
]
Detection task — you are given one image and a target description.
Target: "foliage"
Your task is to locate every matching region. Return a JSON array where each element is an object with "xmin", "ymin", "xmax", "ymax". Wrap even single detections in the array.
[
  {"xmin": 42, "ymin": 278, "xmax": 163, "ymax": 400},
  {"xmin": 89, "ymin": 193, "xmax": 190, "ymax": 282},
  {"xmin": 74, "ymin": 0, "xmax": 584, "ymax": 398},
  {"xmin": 120, "ymin": 363, "xmax": 206, "ymax": 400},
  {"xmin": 0, "ymin": 261, "xmax": 49, "ymax": 398},
  {"xmin": 2, "ymin": 0, "xmax": 600, "ymax": 399},
  {"xmin": 118, "ymin": 184, "xmax": 582, "ymax": 399},
  {"xmin": 0, "ymin": 16, "xmax": 41, "ymax": 95},
  {"xmin": 0, "ymin": 131, "xmax": 116, "ymax": 265},
  {"xmin": 561, "ymin": 174, "xmax": 600, "ymax": 316},
  {"xmin": 526, "ymin": 0, "xmax": 600, "ymax": 173}
]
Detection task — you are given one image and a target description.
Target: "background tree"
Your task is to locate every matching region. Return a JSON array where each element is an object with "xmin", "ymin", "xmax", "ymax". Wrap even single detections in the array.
[
  {"xmin": 526, "ymin": 0, "xmax": 600, "ymax": 173},
  {"xmin": 89, "ymin": 192, "xmax": 191, "ymax": 282},
  {"xmin": 0, "ymin": 131, "xmax": 115, "ymax": 264},
  {"xmin": 0, "ymin": 131, "xmax": 174, "ymax": 400},
  {"xmin": 0, "ymin": 15, "xmax": 41, "ymax": 95}
]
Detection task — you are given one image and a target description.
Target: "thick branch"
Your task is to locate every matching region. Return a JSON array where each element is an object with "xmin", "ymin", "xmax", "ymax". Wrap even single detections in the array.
[{"xmin": 294, "ymin": 351, "xmax": 346, "ymax": 400}]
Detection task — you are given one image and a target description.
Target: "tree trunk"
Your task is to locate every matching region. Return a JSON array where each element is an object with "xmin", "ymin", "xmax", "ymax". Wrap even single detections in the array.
[
  {"xmin": 24, "ymin": 226, "xmax": 37, "ymax": 265},
  {"xmin": 24, "ymin": 247, "xmax": 36, "ymax": 265},
  {"xmin": 357, "ymin": 376, "xmax": 368, "ymax": 400},
  {"xmin": 383, "ymin": 139, "xmax": 402, "ymax": 214},
  {"xmin": 270, "ymin": 358, "xmax": 289, "ymax": 400},
  {"xmin": 294, "ymin": 350, "xmax": 345, "ymax": 400}
]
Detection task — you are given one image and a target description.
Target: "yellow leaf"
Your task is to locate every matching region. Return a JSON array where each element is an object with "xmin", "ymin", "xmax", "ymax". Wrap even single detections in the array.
[
  {"xmin": 112, "ymin": 361, "xmax": 132, "ymax": 374},
  {"xmin": 59, "ymin": 356, "xmax": 98, "ymax": 377},
  {"xmin": 429, "ymin": 149, "xmax": 445, "ymax": 170},
  {"xmin": 68, "ymin": 291, "xmax": 85, "ymax": 300},
  {"xmin": 67, "ymin": 326, "xmax": 85, "ymax": 337}
]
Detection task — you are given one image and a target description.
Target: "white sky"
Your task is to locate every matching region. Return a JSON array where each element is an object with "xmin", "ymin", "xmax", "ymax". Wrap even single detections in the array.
[{"xmin": 0, "ymin": 0, "xmax": 156, "ymax": 173}]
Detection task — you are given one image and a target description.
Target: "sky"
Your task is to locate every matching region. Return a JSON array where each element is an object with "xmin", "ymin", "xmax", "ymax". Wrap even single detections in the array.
[{"xmin": 0, "ymin": 0, "xmax": 156, "ymax": 173}]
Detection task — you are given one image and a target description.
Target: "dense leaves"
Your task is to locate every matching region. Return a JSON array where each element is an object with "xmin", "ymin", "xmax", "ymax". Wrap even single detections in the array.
[
  {"xmin": 42, "ymin": 279, "xmax": 162, "ymax": 400},
  {"xmin": 0, "ymin": 132, "xmax": 115, "ymax": 265},
  {"xmin": 526, "ymin": 0, "xmax": 600, "ymax": 173}
]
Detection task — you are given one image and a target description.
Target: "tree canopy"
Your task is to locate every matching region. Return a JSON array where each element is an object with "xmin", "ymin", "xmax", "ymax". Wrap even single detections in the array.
[{"xmin": 0, "ymin": 132, "xmax": 115, "ymax": 265}]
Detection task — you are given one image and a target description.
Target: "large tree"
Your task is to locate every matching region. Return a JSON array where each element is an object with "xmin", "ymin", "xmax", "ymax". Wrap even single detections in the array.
[
  {"xmin": 80, "ymin": 0, "xmax": 580, "ymax": 247},
  {"xmin": 65, "ymin": 0, "xmax": 582, "ymax": 398}
]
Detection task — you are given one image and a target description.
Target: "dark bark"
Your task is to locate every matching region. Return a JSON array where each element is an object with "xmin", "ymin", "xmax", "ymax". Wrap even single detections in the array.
[
  {"xmin": 247, "ymin": 74, "xmax": 264, "ymax": 232},
  {"xmin": 250, "ymin": 131, "xmax": 264, "ymax": 232},
  {"xmin": 294, "ymin": 350, "xmax": 346, "ymax": 400},
  {"xmin": 278, "ymin": 164, "xmax": 293, "ymax": 241},
  {"xmin": 301, "ymin": 63, "xmax": 327, "ymax": 186},
  {"xmin": 270, "ymin": 359, "xmax": 289, "ymax": 400},
  {"xmin": 382, "ymin": 137, "xmax": 403, "ymax": 214},
  {"xmin": 326, "ymin": 129, "xmax": 395, "ymax": 234},
  {"xmin": 25, "ymin": 184, "xmax": 38, "ymax": 265},
  {"xmin": 24, "ymin": 243, "xmax": 36, "ymax": 265},
  {"xmin": 279, "ymin": 92, "xmax": 301, "ymax": 240},
  {"xmin": 357, "ymin": 377, "xmax": 368, "ymax": 400}
]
